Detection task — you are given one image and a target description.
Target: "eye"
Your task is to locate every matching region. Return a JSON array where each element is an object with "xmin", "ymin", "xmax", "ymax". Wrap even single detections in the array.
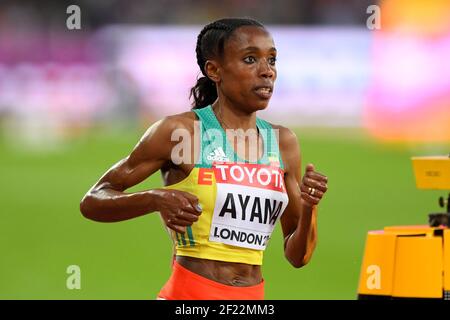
[
  {"xmin": 268, "ymin": 56, "xmax": 277, "ymax": 65},
  {"xmin": 243, "ymin": 56, "xmax": 256, "ymax": 64}
]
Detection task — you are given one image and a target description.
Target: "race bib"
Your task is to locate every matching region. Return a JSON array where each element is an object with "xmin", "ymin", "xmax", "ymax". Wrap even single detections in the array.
[{"xmin": 209, "ymin": 162, "xmax": 289, "ymax": 250}]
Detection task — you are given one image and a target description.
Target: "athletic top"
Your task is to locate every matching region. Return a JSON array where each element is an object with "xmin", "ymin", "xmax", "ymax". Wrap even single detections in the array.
[{"xmin": 163, "ymin": 105, "xmax": 289, "ymax": 265}]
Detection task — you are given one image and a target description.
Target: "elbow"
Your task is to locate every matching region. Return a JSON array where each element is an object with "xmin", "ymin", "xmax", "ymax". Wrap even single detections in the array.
[
  {"xmin": 287, "ymin": 256, "xmax": 310, "ymax": 269},
  {"xmin": 292, "ymin": 263, "xmax": 305, "ymax": 269},
  {"xmin": 80, "ymin": 194, "xmax": 100, "ymax": 221},
  {"xmin": 285, "ymin": 249, "xmax": 314, "ymax": 268},
  {"xmin": 291, "ymin": 261, "xmax": 306, "ymax": 269},
  {"xmin": 286, "ymin": 240, "xmax": 317, "ymax": 268}
]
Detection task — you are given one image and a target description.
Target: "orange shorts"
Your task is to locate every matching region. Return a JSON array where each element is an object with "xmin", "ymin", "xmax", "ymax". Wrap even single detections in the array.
[{"xmin": 157, "ymin": 260, "xmax": 264, "ymax": 300}]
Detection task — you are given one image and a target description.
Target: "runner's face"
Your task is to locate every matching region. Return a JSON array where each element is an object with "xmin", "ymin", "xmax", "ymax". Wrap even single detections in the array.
[{"xmin": 218, "ymin": 26, "xmax": 277, "ymax": 112}]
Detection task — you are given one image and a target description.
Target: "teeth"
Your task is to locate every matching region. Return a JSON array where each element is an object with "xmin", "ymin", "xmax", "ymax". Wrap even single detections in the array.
[{"xmin": 258, "ymin": 88, "xmax": 271, "ymax": 94}]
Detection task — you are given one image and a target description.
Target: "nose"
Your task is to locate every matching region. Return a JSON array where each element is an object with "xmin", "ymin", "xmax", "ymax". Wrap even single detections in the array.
[{"xmin": 259, "ymin": 61, "xmax": 275, "ymax": 78}]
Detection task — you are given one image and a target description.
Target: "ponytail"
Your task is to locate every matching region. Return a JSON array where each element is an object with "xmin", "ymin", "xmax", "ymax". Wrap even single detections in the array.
[{"xmin": 190, "ymin": 76, "xmax": 217, "ymax": 109}]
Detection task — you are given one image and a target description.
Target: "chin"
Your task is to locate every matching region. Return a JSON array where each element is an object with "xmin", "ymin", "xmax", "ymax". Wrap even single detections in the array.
[
  {"xmin": 252, "ymin": 100, "xmax": 270, "ymax": 111},
  {"xmin": 237, "ymin": 98, "xmax": 271, "ymax": 113}
]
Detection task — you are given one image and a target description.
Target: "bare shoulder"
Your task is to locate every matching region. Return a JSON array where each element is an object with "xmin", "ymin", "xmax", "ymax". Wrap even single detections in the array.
[
  {"xmin": 268, "ymin": 123, "xmax": 300, "ymax": 174},
  {"xmin": 140, "ymin": 110, "xmax": 197, "ymax": 142},
  {"xmin": 165, "ymin": 110, "xmax": 198, "ymax": 129},
  {"xmin": 131, "ymin": 110, "xmax": 198, "ymax": 161},
  {"xmin": 154, "ymin": 110, "xmax": 197, "ymax": 133},
  {"xmin": 269, "ymin": 123, "xmax": 299, "ymax": 151}
]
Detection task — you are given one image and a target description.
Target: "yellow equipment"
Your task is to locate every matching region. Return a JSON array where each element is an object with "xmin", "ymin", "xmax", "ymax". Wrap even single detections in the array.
[{"xmin": 357, "ymin": 155, "xmax": 450, "ymax": 299}]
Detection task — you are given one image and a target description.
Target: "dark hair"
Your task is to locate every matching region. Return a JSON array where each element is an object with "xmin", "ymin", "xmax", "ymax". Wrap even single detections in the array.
[{"xmin": 190, "ymin": 18, "xmax": 265, "ymax": 109}]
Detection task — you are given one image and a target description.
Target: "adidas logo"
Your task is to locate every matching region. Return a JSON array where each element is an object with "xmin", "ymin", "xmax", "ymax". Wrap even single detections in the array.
[{"xmin": 207, "ymin": 147, "xmax": 229, "ymax": 162}]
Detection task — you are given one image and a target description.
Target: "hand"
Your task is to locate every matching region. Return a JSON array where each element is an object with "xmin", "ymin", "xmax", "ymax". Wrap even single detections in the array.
[
  {"xmin": 156, "ymin": 189, "xmax": 202, "ymax": 234},
  {"xmin": 300, "ymin": 164, "xmax": 328, "ymax": 207}
]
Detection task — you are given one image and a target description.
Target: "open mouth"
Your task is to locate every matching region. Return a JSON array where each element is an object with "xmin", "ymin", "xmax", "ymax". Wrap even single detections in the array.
[
  {"xmin": 257, "ymin": 87, "xmax": 271, "ymax": 94},
  {"xmin": 254, "ymin": 87, "xmax": 273, "ymax": 99}
]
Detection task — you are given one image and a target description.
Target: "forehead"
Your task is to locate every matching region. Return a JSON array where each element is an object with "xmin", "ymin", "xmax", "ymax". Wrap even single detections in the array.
[{"xmin": 225, "ymin": 26, "xmax": 275, "ymax": 53}]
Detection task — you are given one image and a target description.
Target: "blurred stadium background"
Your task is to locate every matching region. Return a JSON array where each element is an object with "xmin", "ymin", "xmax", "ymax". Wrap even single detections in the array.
[{"xmin": 0, "ymin": 0, "xmax": 449, "ymax": 299}]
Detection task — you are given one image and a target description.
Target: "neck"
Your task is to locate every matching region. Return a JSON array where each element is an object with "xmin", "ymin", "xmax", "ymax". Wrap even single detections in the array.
[{"xmin": 211, "ymin": 100, "xmax": 257, "ymax": 132}]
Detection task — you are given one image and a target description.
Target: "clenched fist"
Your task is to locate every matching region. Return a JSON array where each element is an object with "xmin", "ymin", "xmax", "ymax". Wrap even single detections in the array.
[
  {"xmin": 156, "ymin": 189, "xmax": 202, "ymax": 234},
  {"xmin": 300, "ymin": 164, "xmax": 328, "ymax": 206}
]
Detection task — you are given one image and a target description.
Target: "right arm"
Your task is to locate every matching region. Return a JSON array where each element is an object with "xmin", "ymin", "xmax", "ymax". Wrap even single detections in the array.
[{"xmin": 79, "ymin": 116, "xmax": 201, "ymax": 233}]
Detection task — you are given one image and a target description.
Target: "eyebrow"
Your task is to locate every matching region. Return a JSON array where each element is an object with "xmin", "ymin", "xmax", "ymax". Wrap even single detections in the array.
[{"xmin": 242, "ymin": 46, "xmax": 277, "ymax": 53}]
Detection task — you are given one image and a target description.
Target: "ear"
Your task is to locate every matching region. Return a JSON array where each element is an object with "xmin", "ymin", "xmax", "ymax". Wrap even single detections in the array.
[{"xmin": 204, "ymin": 60, "xmax": 220, "ymax": 83}]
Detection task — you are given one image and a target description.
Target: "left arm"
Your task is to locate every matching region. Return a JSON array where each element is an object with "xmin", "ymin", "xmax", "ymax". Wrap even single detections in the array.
[{"xmin": 278, "ymin": 127, "xmax": 328, "ymax": 268}]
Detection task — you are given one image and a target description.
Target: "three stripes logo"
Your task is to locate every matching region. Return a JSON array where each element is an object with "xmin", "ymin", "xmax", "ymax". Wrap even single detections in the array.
[
  {"xmin": 174, "ymin": 227, "xmax": 195, "ymax": 247},
  {"xmin": 207, "ymin": 147, "xmax": 229, "ymax": 162}
]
